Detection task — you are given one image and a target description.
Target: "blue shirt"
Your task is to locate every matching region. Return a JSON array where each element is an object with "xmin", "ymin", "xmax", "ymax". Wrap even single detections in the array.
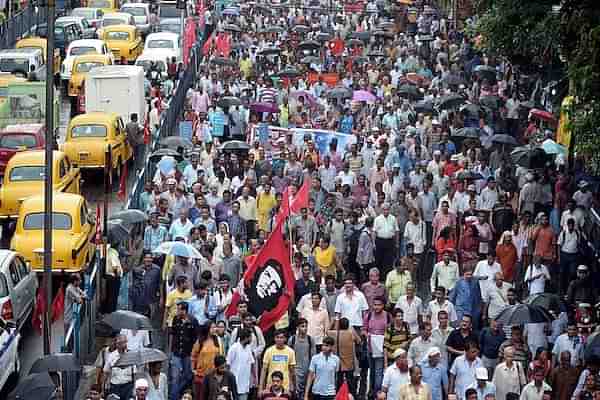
[
  {"xmin": 188, "ymin": 294, "xmax": 215, "ymax": 325},
  {"xmin": 308, "ymin": 352, "xmax": 340, "ymax": 396},
  {"xmin": 420, "ymin": 361, "xmax": 448, "ymax": 400},
  {"xmin": 144, "ymin": 225, "xmax": 168, "ymax": 252},
  {"xmin": 340, "ymin": 115, "xmax": 353, "ymax": 134},
  {"xmin": 449, "ymin": 278, "xmax": 481, "ymax": 318}
]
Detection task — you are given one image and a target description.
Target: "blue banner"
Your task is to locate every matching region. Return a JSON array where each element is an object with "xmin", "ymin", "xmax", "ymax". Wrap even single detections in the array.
[{"xmin": 291, "ymin": 128, "xmax": 357, "ymax": 155}]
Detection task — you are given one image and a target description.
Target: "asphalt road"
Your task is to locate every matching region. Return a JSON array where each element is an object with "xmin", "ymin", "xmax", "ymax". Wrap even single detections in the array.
[{"xmin": 0, "ymin": 96, "xmax": 141, "ymax": 397}]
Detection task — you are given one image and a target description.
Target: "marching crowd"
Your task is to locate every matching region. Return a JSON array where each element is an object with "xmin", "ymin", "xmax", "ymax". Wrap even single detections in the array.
[{"xmin": 86, "ymin": 1, "xmax": 600, "ymax": 400}]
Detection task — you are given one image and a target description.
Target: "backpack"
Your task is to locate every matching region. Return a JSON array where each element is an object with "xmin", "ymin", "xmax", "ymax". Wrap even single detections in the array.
[
  {"xmin": 347, "ymin": 226, "xmax": 364, "ymax": 255},
  {"xmin": 290, "ymin": 334, "xmax": 313, "ymax": 360}
]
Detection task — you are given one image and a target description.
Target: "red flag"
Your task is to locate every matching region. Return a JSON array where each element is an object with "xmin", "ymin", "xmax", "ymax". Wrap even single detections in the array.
[
  {"xmin": 202, "ymin": 33, "xmax": 215, "ymax": 55},
  {"xmin": 225, "ymin": 219, "xmax": 294, "ymax": 331},
  {"xmin": 143, "ymin": 117, "xmax": 150, "ymax": 145},
  {"xmin": 32, "ymin": 285, "xmax": 47, "ymax": 335},
  {"xmin": 216, "ymin": 33, "xmax": 231, "ymax": 57},
  {"xmin": 336, "ymin": 382, "xmax": 350, "ymax": 400},
  {"xmin": 117, "ymin": 162, "xmax": 128, "ymax": 201},
  {"xmin": 290, "ymin": 177, "xmax": 311, "ymax": 213},
  {"xmin": 329, "ymin": 38, "xmax": 344, "ymax": 57},
  {"xmin": 51, "ymin": 284, "xmax": 65, "ymax": 323}
]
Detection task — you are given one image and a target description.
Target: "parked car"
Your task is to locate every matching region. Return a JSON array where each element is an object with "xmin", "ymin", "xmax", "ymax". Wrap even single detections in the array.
[
  {"xmin": 15, "ymin": 37, "xmax": 61, "ymax": 81},
  {"xmin": 60, "ymin": 39, "xmax": 112, "ymax": 85},
  {"xmin": 68, "ymin": 53, "xmax": 113, "ymax": 98},
  {"xmin": 62, "ymin": 111, "xmax": 132, "ymax": 177},
  {"xmin": 97, "ymin": 12, "xmax": 136, "ymax": 38},
  {"xmin": 71, "ymin": 7, "xmax": 105, "ymax": 28},
  {"xmin": 0, "ymin": 316, "xmax": 21, "ymax": 393},
  {"xmin": 0, "ymin": 251, "xmax": 37, "ymax": 331},
  {"xmin": 100, "ymin": 25, "xmax": 143, "ymax": 63},
  {"xmin": 57, "ymin": 15, "xmax": 97, "ymax": 39},
  {"xmin": 0, "ymin": 123, "xmax": 45, "ymax": 175},
  {"xmin": 120, "ymin": 2, "xmax": 153, "ymax": 35},
  {"xmin": 11, "ymin": 192, "xmax": 96, "ymax": 273},
  {"xmin": 0, "ymin": 48, "xmax": 46, "ymax": 79},
  {"xmin": 0, "ymin": 150, "xmax": 81, "ymax": 220},
  {"xmin": 33, "ymin": 22, "xmax": 81, "ymax": 57},
  {"xmin": 144, "ymin": 31, "xmax": 181, "ymax": 64}
]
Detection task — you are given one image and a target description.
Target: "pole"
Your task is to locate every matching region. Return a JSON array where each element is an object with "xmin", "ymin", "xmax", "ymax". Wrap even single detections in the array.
[{"xmin": 43, "ymin": 0, "xmax": 56, "ymax": 356}]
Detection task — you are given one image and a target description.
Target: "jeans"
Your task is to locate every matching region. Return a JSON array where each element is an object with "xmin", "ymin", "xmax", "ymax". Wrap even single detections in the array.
[
  {"xmin": 368, "ymin": 356, "xmax": 385, "ymax": 395},
  {"xmin": 169, "ymin": 354, "xmax": 192, "ymax": 400},
  {"xmin": 560, "ymin": 251, "xmax": 579, "ymax": 294},
  {"xmin": 109, "ymin": 382, "xmax": 133, "ymax": 400}
]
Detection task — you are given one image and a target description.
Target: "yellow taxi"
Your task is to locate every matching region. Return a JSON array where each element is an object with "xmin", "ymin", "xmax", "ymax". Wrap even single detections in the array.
[
  {"xmin": 0, "ymin": 150, "xmax": 81, "ymax": 219},
  {"xmin": 68, "ymin": 53, "xmax": 113, "ymax": 97},
  {"xmin": 100, "ymin": 25, "xmax": 143, "ymax": 63},
  {"xmin": 10, "ymin": 192, "xmax": 95, "ymax": 272},
  {"xmin": 86, "ymin": 0, "xmax": 119, "ymax": 13},
  {"xmin": 61, "ymin": 112, "xmax": 132, "ymax": 178},
  {"xmin": 15, "ymin": 37, "xmax": 61, "ymax": 77}
]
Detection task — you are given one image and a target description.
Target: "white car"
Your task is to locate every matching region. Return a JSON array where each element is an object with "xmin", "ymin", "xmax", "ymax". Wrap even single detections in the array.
[
  {"xmin": 71, "ymin": 7, "xmax": 105, "ymax": 29},
  {"xmin": 0, "ymin": 318, "xmax": 20, "ymax": 394},
  {"xmin": 144, "ymin": 32, "xmax": 181, "ymax": 64},
  {"xmin": 60, "ymin": 39, "xmax": 113, "ymax": 82},
  {"xmin": 56, "ymin": 15, "xmax": 96, "ymax": 39},
  {"xmin": 120, "ymin": 3, "xmax": 152, "ymax": 35}
]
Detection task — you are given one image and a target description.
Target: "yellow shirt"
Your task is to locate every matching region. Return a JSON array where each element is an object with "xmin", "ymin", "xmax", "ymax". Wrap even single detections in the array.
[
  {"xmin": 385, "ymin": 270, "xmax": 412, "ymax": 304},
  {"xmin": 262, "ymin": 345, "xmax": 296, "ymax": 391},
  {"xmin": 314, "ymin": 245, "xmax": 337, "ymax": 276},
  {"xmin": 164, "ymin": 289, "xmax": 192, "ymax": 327},
  {"xmin": 239, "ymin": 58, "xmax": 252, "ymax": 79}
]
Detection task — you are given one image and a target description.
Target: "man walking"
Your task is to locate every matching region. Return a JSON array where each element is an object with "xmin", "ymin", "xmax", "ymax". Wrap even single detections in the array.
[{"xmin": 304, "ymin": 336, "xmax": 340, "ymax": 400}]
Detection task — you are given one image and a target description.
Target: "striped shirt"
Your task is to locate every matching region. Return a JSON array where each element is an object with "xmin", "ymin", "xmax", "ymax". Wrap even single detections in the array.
[
  {"xmin": 383, "ymin": 322, "xmax": 411, "ymax": 359},
  {"xmin": 258, "ymin": 87, "xmax": 278, "ymax": 104}
]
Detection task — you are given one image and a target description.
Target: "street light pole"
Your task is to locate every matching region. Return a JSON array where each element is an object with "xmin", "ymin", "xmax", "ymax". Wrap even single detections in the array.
[{"xmin": 43, "ymin": 0, "xmax": 56, "ymax": 356}]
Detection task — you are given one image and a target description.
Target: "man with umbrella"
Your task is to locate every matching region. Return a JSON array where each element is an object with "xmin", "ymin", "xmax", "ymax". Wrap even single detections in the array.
[{"xmin": 103, "ymin": 334, "xmax": 136, "ymax": 400}]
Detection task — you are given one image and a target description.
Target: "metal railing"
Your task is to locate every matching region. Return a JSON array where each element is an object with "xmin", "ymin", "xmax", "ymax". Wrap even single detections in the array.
[{"xmin": 0, "ymin": 6, "xmax": 49, "ymax": 50}]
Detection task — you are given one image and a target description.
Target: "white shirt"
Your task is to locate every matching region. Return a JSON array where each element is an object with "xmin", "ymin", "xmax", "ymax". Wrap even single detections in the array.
[
  {"xmin": 403, "ymin": 220, "xmax": 427, "ymax": 254},
  {"xmin": 524, "ymin": 264, "xmax": 550, "ymax": 295},
  {"xmin": 483, "ymin": 282, "xmax": 512, "ymax": 320},
  {"xmin": 104, "ymin": 350, "xmax": 136, "ymax": 385},
  {"xmin": 427, "ymin": 300, "xmax": 458, "ymax": 330},
  {"xmin": 520, "ymin": 381, "xmax": 552, "ymax": 400},
  {"xmin": 552, "ymin": 333, "xmax": 584, "ymax": 367},
  {"xmin": 337, "ymin": 170, "xmax": 356, "ymax": 186},
  {"xmin": 492, "ymin": 361, "xmax": 526, "ymax": 400},
  {"xmin": 474, "ymin": 260, "xmax": 502, "ymax": 293},
  {"xmin": 450, "ymin": 355, "xmax": 484, "ymax": 400},
  {"xmin": 227, "ymin": 342, "xmax": 255, "ymax": 394},
  {"xmin": 122, "ymin": 329, "xmax": 150, "ymax": 352},
  {"xmin": 334, "ymin": 290, "xmax": 369, "ymax": 327},
  {"xmin": 382, "ymin": 364, "xmax": 410, "ymax": 400},
  {"xmin": 395, "ymin": 295, "xmax": 423, "ymax": 335},
  {"xmin": 430, "ymin": 261, "xmax": 460, "ymax": 294},
  {"xmin": 374, "ymin": 214, "xmax": 398, "ymax": 239}
]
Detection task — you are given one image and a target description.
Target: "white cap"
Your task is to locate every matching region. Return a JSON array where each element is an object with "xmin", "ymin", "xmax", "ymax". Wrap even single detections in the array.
[
  {"xmin": 135, "ymin": 378, "xmax": 149, "ymax": 389},
  {"xmin": 475, "ymin": 367, "xmax": 488, "ymax": 380},
  {"xmin": 577, "ymin": 265, "xmax": 588, "ymax": 271}
]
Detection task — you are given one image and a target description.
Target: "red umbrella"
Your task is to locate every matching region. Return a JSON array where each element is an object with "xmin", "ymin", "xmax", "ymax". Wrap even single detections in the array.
[{"xmin": 530, "ymin": 108, "xmax": 557, "ymax": 124}]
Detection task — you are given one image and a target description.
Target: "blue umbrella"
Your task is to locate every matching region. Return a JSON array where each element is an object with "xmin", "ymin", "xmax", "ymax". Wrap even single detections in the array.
[
  {"xmin": 542, "ymin": 139, "xmax": 567, "ymax": 155},
  {"xmin": 155, "ymin": 241, "xmax": 204, "ymax": 259},
  {"xmin": 157, "ymin": 156, "xmax": 176, "ymax": 175}
]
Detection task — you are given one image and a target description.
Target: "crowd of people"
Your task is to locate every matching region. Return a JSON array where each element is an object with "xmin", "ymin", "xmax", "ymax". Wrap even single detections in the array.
[{"xmin": 86, "ymin": 1, "xmax": 600, "ymax": 400}]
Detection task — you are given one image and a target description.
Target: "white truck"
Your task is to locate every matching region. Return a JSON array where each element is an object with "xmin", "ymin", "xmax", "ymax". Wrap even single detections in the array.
[{"xmin": 84, "ymin": 65, "xmax": 147, "ymax": 124}]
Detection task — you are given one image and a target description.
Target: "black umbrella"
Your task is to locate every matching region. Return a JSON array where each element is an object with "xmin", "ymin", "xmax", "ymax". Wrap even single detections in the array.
[
  {"xmin": 29, "ymin": 353, "xmax": 80, "ymax": 374},
  {"xmin": 109, "ymin": 209, "xmax": 148, "ymax": 225},
  {"xmin": 479, "ymin": 95, "xmax": 503, "ymax": 110},
  {"xmin": 107, "ymin": 219, "xmax": 131, "ymax": 242},
  {"xmin": 159, "ymin": 136, "xmax": 193, "ymax": 149},
  {"xmin": 346, "ymin": 39, "xmax": 363, "ymax": 47},
  {"xmin": 489, "ymin": 134, "xmax": 519, "ymax": 146},
  {"xmin": 258, "ymin": 47, "xmax": 281, "ymax": 56},
  {"xmin": 373, "ymin": 30, "xmax": 393, "ymax": 38},
  {"xmin": 461, "ymin": 104, "xmax": 486, "ymax": 119},
  {"xmin": 300, "ymin": 56, "xmax": 321, "ymax": 64},
  {"xmin": 222, "ymin": 23, "xmax": 241, "ymax": 32},
  {"xmin": 378, "ymin": 21, "xmax": 396, "ymax": 30},
  {"xmin": 220, "ymin": 140, "xmax": 251, "ymax": 152},
  {"xmin": 455, "ymin": 170, "xmax": 485, "ymax": 181},
  {"xmin": 474, "ymin": 65, "xmax": 498, "ymax": 82},
  {"xmin": 102, "ymin": 310, "xmax": 152, "ymax": 330},
  {"xmin": 278, "ymin": 67, "xmax": 301, "ymax": 78},
  {"xmin": 414, "ymin": 100, "xmax": 434, "ymax": 114},
  {"xmin": 315, "ymin": 32, "xmax": 332, "ymax": 41},
  {"xmin": 511, "ymin": 145, "xmax": 550, "ymax": 169},
  {"xmin": 298, "ymin": 40, "xmax": 320, "ymax": 51},
  {"xmin": 495, "ymin": 304, "xmax": 553, "ymax": 325},
  {"xmin": 436, "ymin": 94, "xmax": 465, "ymax": 110},
  {"xmin": 452, "ymin": 127, "xmax": 484, "ymax": 139},
  {"xmin": 444, "ymin": 74, "xmax": 467, "ymax": 87},
  {"xmin": 114, "ymin": 348, "xmax": 168, "ymax": 367},
  {"xmin": 210, "ymin": 57, "xmax": 237, "ymax": 67},
  {"xmin": 351, "ymin": 31, "xmax": 370, "ymax": 40},
  {"xmin": 293, "ymin": 25, "xmax": 310, "ymax": 34},
  {"xmin": 217, "ymin": 96, "xmax": 242, "ymax": 109},
  {"xmin": 397, "ymin": 84, "xmax": 422, "ymax": 100},
  {"xmin": 149, "ymin": 148, "xmax": 184, "ymax": 162},
  {"xmin": 584, "ymin": 332, "xmax": 600, "ymax": 361},
  {"xmin": 9, "ymin": 372, "xmax": 56, "ymax": 400},
  {"xmin": 525, "ymin": 293, "xmax": 561, "ymax": 311},
  {"xmin": 263, "ymin": 26, "xmax": 284, "ymax": 34},
  {"xmin": 326, "ymin": 87, "xmax": 352, "ymax": 99}
]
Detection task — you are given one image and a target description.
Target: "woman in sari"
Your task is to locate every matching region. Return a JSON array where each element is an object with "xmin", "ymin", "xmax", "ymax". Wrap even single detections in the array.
[
  {"xmin": 435, "ymin": 226, "xmax": 456, "ymax": 262},
  {"xmin": 458, "ymin": 217, "xmax": 479, "ymax": 271},
  {"xmin": 496, "ymin": 231, "xmax": 518, "ymax": 283}
]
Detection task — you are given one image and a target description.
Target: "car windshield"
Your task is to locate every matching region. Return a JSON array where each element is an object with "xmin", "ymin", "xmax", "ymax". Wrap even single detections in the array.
[
  {"xmin": 88, "ymin": 0, "xmax": 111, "ymax": 8},
  {"xmin": 159, "ymin": 6, "xmax": 181, "ymax": 18},
  {"xmin": 160, "ymin": 24, "xmax": 179, "ymax": 34},
  {"xmin": 70, "ymin": 46, "xmax": 98, "ymax": 56},
  {"xmin": 0, "ymin": 134, "xmax": 37, "ymax": 149},
  {"xmin": 75, "ymin": 61, "xmax": 104, "ymax": 72},
  {"xmin": 23, "ymin": 212, "xmax": 73, "ymax": 230},
  {"xmin": 73, "ymin": 9, "xmax": 96, "ymax": 19},
  {"xmin": 103, "ymin": 18, "xmax": 124, "ymax": 27},
  {"xmin": 136, "ymin": 60, "xmax": 165, "ymax": 72},
  {"xmin": 17, "ymin": 46, "xmax": 42, "ymax": 53},
  {"xmin": 122, "ymin": 7, "xmax": 145, "ymax": 16},
  {"xmin": 106, "ymin": 31, "xmax": 130, "ymax": 40},
  {"xmin": 71, "ymin": 124, "xmax": 107, "ymax": 138},
  {"xmin": 0, "ymin": 57, "xmax": 30, "ymax": 75},
  {"xmin": 147, "ymin": 39, "xmax": 173, "ymax": 49},
  {"xmin": 9, "ymin": 166, "xmax": 45, "ymax": 181}
]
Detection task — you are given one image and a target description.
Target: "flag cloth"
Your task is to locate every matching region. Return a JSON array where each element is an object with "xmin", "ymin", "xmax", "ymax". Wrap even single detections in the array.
[
  {"xmin": 291, "ymin": 177, "xmax": 310, "ymax": 213},
  {"xmin": 225, "ymin": 218, "xmax": 294, "ymax": 331},
  {"xmin": 336, "ymin": 382, "xmax": 350, "ymax": 400},
  {"xmin": 329, "ymin": 38, "xmax": 344, "ymax": 57},
  {"xmin": 51, "ymin": 284, "xmax": 65, "ymax": 323},
  {"xmin": 202, "ymin": 32, "xmax": 215, "ymax": 55},
  {"xmin": 117, "ymin": 162, "xmax": 128, "ymax": 201},
  {"xmin": 143, "ymin": 117, "xmax": 150, "ymax": 145},
  {"xmin": 32, "ymin": 284, "xmax": 47, "ymax": 335}
]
